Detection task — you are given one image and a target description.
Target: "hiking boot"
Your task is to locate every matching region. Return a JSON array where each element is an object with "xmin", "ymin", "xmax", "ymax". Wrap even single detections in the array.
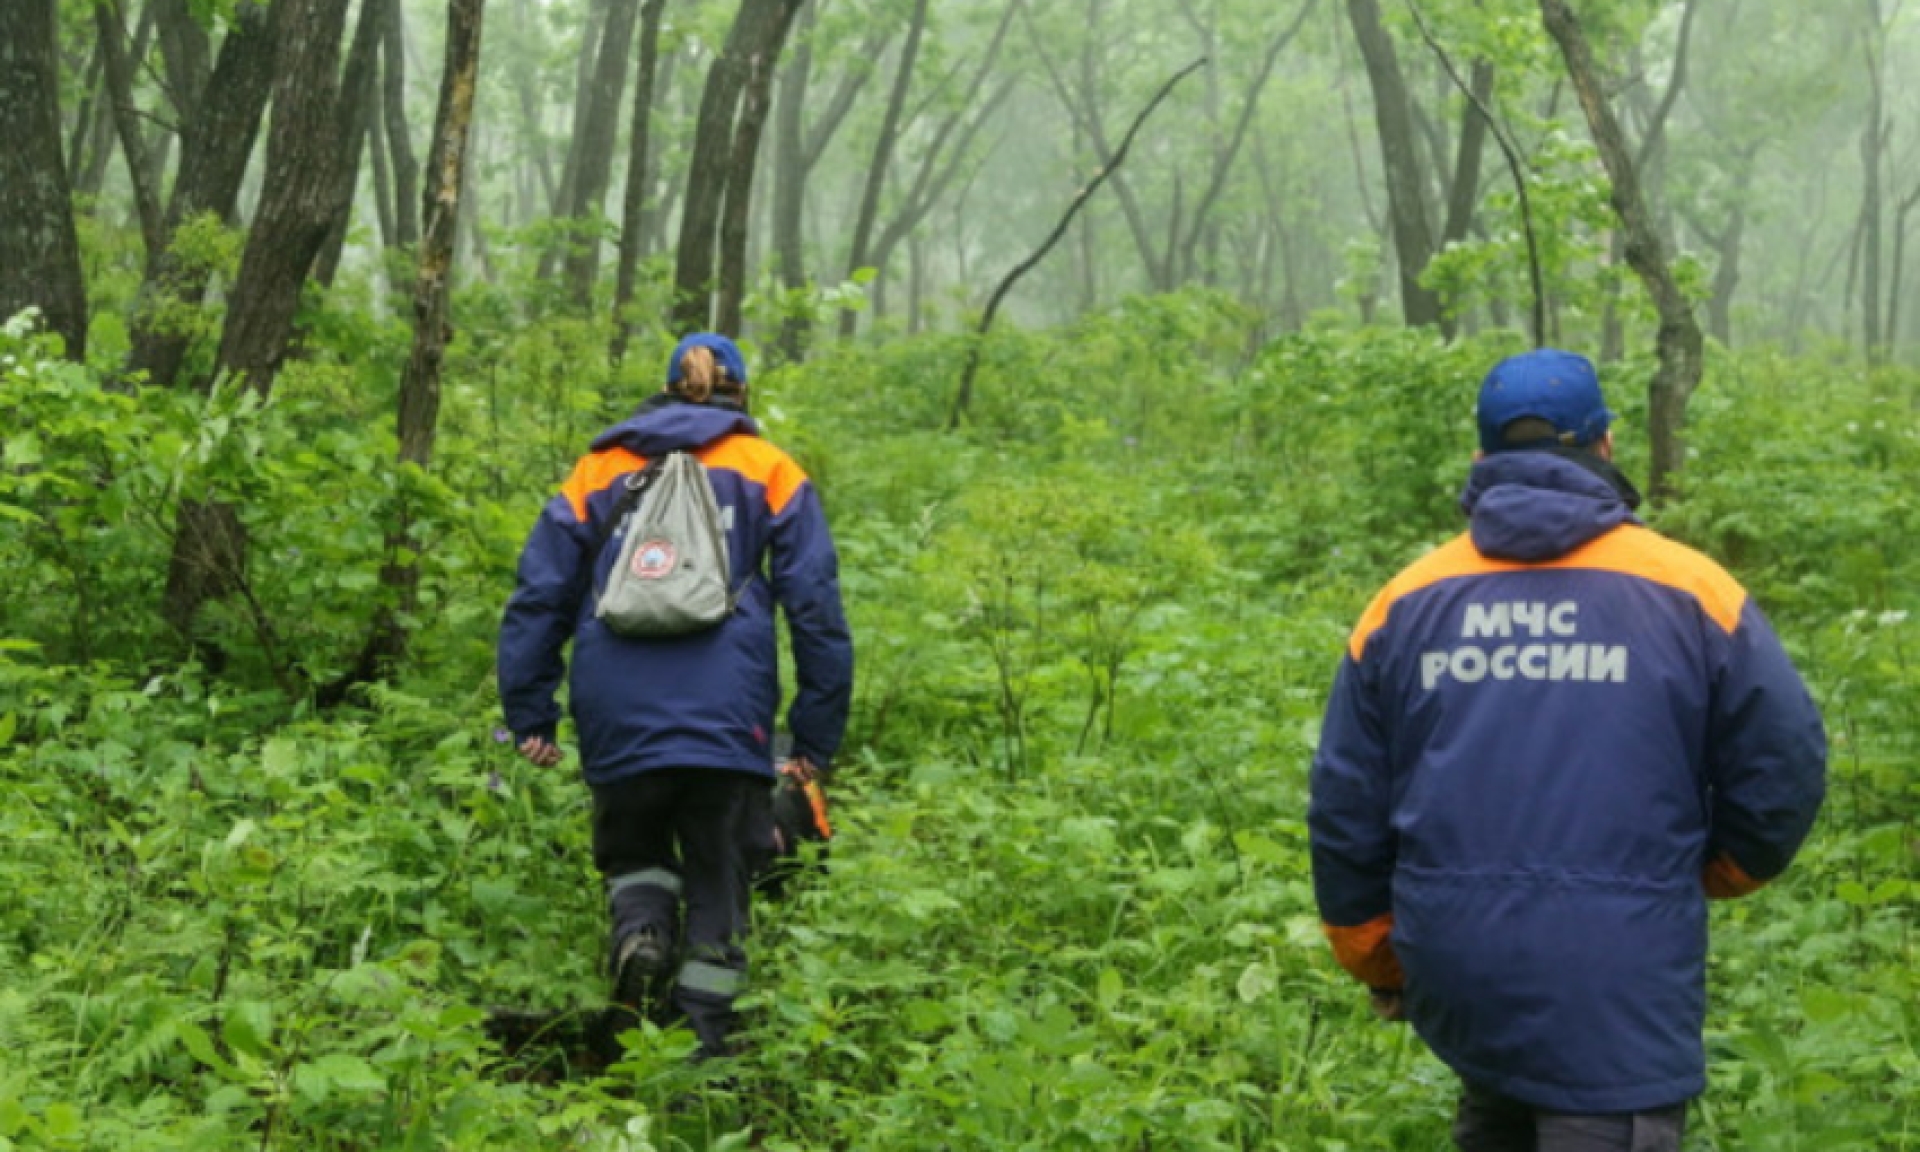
[{"xmin": 613, "ymin": 928, "xmax": 670, "ymax": 1006}]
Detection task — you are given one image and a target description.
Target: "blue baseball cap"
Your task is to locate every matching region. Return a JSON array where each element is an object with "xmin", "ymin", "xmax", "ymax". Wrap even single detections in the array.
[
  {"xmin": 1476, "ymin": 349, "xmax": 1613, "ymax": 453},
  {"xmin": 667, "ymin": 332, "xmax": 749, "ymax": 388}
]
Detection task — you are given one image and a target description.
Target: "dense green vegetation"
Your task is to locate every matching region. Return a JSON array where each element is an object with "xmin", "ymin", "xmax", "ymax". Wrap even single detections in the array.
[{"xmin": 2, "ymin": 288, "xmax": 1917, "ymax": 1149}]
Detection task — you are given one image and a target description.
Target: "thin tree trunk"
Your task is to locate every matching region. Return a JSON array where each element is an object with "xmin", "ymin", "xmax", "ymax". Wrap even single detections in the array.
[
  {"xmin": 67, "ymin": 42, "xmax": 107, "ymax": 193},
  {"xmin": 368, "ymin": 85, "xmax": 397, "ymax": 249},
  {"xmin": 94, "ymin": 0, "xmax": 166, "ymax": 258},
  {"xmin": 1438, "ymin": 58, "xmax": 1492, "ymax": 252},
  {"xmin": 331, "ymin": 0, "xmax": 488, "ymax": 694},
  {"xmin": 383, "ymin": 0, "xmax": 420, "ymax": 246},
  {"xmin": 643, "ymin": 46, "xmax": 681, "ymax": 256},
  {"xmin": 560, "ymin": 0, "xmax": 644, "ymax": 307},
  {"xmin": 1888, "ymin": 182, "xmax": 1920, "ymax": 356},
  {"xmin": 152, "ymin": 0, "xmax": 212, "ymax": 122},
  {"xmin": 1175, "ymin": 0, "xmax": 1314, "ymax": 285},
  {"xmin": 862, "ymin": 5, "xmax": 1016, "ymax": 302},
  {"xmin": 769, "ymin": 0, "xmax": 817, "ymax": 362},
  {"xmin": 671, "ymin": 0, "xmax": 801, "ymax": 332},
  {"xmin": 837, "ymin": 0, "xmax": 928, "ymax": 338},
  {"xmin": 1538, "ymin": 0, "xmax": 1702, "ymax": 500},
  {"xmin": 1346, "ymin": 0, "xmax": 1441, "ymax": 328},
  {"xmin": 125, "ymin": 0, "xmax": 277, "ymax": 391},
  {"xmin": 315, "ymin": 0, "xmax": 386, "ymax": 287},
  {"xmin": 0, "ymin": 0, "xmax": 89, "ymax": 360},
  {"xmin": 715, "ymin": 0, "xmax": 803, "ymax": 336},
  {"xmin": 1859, "ymin": 0, "xmax": 1886, "ymax": 365},
  {"xmin": 610, "ymin": 0, "xmax": 668, "ymax": 362},
  {"xmin": 538, "ymin": 0, "xmax": 609, "ymax": 278}
]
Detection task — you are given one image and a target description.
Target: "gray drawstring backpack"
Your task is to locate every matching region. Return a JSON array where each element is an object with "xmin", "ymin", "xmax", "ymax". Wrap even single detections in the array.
[{"xmin": 594, "ymin": 452, "xmax": 736, "ymax": 637}]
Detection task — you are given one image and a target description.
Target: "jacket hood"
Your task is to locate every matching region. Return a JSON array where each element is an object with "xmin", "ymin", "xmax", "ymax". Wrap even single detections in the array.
[
  {"xmin": 1459, "ymin": 450, "xmax": 1640, "ymax": 562},
  {"xmin": 589, "ymin": 396, "xmax": 759, "ymax": 456}
]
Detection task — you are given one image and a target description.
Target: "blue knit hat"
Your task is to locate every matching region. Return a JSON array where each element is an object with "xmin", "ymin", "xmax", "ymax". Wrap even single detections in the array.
[
  {"xmin": 1476, "ymin": 348, "xmax": 1613, "ymax": 453},
  {"xmin": 667, "ymin": 332, "xmax": 749, "ymax": 388}
]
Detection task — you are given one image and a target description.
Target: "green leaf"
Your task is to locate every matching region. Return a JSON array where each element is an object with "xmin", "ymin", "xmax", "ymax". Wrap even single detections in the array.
[
  {"xmin": 1233, "ymin": 831, "xmax": 1294, "ymax": 867},
  {"xmin": 294, "ymin": 1053, "xmax": 386, "ymax": 1102},
  {"xmin": 262, "ymin": 738, "xmax": 298, "ymax": 778},
  {"xmin": 3, "ymin": 433, "xmax": 42, "ymax": 467}
]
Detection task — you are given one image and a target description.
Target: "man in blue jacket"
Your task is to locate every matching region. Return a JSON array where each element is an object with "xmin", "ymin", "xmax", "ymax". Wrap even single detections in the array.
[
  {"xmin": 498, "ymin": 334, "xmax": 853, "ymax": 1058},
  {"xmin": 1309, "ymin": 349, "xmax": 1825, "ymax": 1149}
]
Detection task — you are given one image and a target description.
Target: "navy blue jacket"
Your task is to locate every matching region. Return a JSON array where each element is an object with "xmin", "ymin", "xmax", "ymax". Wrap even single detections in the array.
[
  {"xmin": 1310, "ymin": 451, "xmax": 1825, "ymax": 1112},
  {"xmin": 498, "ymin": 401, "xmax": 853, "ymax": 783}
]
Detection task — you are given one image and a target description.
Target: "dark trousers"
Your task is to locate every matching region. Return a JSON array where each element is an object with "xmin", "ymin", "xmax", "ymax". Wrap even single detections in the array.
[
  {"xmin": 591, "ymin": 767, "xmax": 762, "ymax": 1057},
  {"xmin": 1453, "ymin": 1082, "xmax": 1686, "ymax": 1152}
]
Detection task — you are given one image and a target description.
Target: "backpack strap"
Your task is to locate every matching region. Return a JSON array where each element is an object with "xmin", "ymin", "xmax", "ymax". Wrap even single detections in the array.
[{"xmin": 592, "ymin": 454, "xmax": 668, "ymax": 558}]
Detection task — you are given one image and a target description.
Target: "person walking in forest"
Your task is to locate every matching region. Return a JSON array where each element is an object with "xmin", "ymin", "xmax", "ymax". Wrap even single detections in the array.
[
  {"xmin": 1308, "ymin": 348, "xmax": 1826, "ymax": 1150},
  {"xmin": 497, "ymin": 332, "xmax": 853, "ymax": 1060}
]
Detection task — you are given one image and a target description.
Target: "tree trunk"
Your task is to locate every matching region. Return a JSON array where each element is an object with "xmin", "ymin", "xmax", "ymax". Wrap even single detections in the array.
[
  {"xmin": 94, "ymin": 0, "xmax": 166, "ymax": 259},
  {"xmin": 163, "ymin": 0, "xmax": 352, "ymax": 637},
  {"xmin": 715, "ymin": 0, "xmax": 802, "ymax": 336},
  {"xmin": 1859, "ymin": 0, "xmax": 1886, "ymax": 365},
  {"xmin": 153, "ymin": 0, "xmax": 213, "ymax": 122},
  {"xmin": 560, "ymin": 0, "xmax": 644, "ymax": 307},
  {"xmin": 210, "ymin": 0, "xmax": 353, "ymax": 395},
  {"xmin": 1538, "ymin": 0, "xmax": 1702, "ymax": 499},
  {"xmin": 0, "ymin": 0, "xmax": 88, "ymax": 360},
  {"xmin": 333, "ymin": 0, "xmax": 488, "ymax": 692},
  {"xmin": 1438, "ymin": 58, "xmax": 1492, "ymax": 252},
  {"xmin": 125, "ymin": 0, "xmax": 277, "ymax": 391},
  {"xmin": 1888, "ymin": 183, "xmax": 1919, "ymax": 356},
  {"xmin": 1174, "ymin": 0, "xmax": 1312, "ymax": 286},
  {"xmin": 383, "ymin": 0, "xmax": 420, "ymax": 246},
  {"xmin": 315, "ymin": 0, "xmax": 386, "ymax": 287},
  {"xmin": 1346, "ymin": 0, "xmax": 1441, "ymax": 328},
  {"xmin": 837, "ymin": 0, "xmax": 929, "ymax": 339},
  {"xmin": 538, "ymin": 0, "xmax": 609, "ymax": 279},
  {"xmin": 368, "ymin": 87, "xmax": 397, "ymax": 248},
  {"xmin": 769, "ymin": 2, "xmax": 816, "ymax": 362},
  {"xmin": 609, "ymin": 0, "xmax": 669, "ymax": 361},
  {"xmin": 671, "ymin": 0, "xmax": 801, "ymax": 333},
  {"xmin": 68, "ymin": 42, "xmax": 107, "ymax": 192}
]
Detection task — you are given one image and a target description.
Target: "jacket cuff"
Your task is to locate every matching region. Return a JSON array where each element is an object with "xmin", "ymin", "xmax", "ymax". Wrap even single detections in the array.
[
  {"xmin": 1324, "ymin": 913, "xmax": 1404, "ymax": 991},
  {"xmin": 513, "ymin": 722, "xmax": 558, "ymax": 746},
  {"xmin": 1702, "ymin": 852, "xmax": 1766, "ymax": 900}
]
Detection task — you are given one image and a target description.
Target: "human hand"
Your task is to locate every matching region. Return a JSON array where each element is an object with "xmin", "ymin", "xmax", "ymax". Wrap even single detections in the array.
[
  {"xmin": 517, "ymin": 735, "xmax": 565, "ymax": 767},
  {"xmin": 778, "ymin": 755, "xmax": 819, "ymax": 786},
  {"xmin": 1369, "ymin": 988, "xmax": 1406, "ymax": 1023}
]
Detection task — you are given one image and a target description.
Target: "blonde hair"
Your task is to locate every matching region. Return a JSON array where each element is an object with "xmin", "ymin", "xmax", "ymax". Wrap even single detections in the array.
[
  {"xmin": 672, "ymin": 345, "xmax": 744, "ymax": 406},
  {"xmin": 677, "ymin": 346, "xmax": 718, "ymax": 403}
]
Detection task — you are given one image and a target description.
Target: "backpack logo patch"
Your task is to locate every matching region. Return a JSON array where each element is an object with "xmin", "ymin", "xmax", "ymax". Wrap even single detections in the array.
[{"xmin": 631, "ymin": 539, "xmax": 677, "ymax": 579}]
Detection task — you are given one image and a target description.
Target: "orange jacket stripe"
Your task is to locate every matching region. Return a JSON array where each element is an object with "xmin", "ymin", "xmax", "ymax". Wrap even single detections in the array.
[
  {"xmin": 1323, "ymin": 914, "xmax": 1404, "ymax": 990},
  {"xmin": 1701, "ymin": 852, "xmax": 1765, "ymax": 900},
  {"xmin": 1348, "ymin": 525, "xmax": 1748, "ymax": 660},
  {"xmin": 558, "ymin": 434, "xmax": 809, "ymax": 522},
  {"xmin": 561, "ymin": 447, "xmax": 646, "ymax": 522},
  {"xmin": 697, "ymin": 435, "xmax": 807, "ymax": 516}
]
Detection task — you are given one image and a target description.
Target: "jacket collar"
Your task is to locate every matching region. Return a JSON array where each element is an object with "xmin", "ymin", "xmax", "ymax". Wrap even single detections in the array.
[
  {"xmin": 1459, "ymin": 450, "xmax": 1642, "ymax": 562},
  {"xmin": 589, "ymin": 394, "xmax": 759, "ymax": 456}
]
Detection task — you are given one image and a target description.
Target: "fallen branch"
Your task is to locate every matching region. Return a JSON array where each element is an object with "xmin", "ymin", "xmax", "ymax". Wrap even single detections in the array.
[{"xmin": 947, "ymin": 56, "xmax": 1206, "ymax": 430}]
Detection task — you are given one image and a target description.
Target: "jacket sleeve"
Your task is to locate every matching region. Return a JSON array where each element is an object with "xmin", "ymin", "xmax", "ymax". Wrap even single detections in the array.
[
  {"xmin": 1309, "ymin": 648, "xmax": 1404, "ymax": 990},
  {"xmin": 768, "ymin": 478, "xmax": 853, "ymax": 767},
  {"xmin": 497, "ymin": 492, "xmax": 595, "ymax": 743},
  {"xmin": 1702, "ymin": 598, "xmax": 1827, "ymax": 898}
]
